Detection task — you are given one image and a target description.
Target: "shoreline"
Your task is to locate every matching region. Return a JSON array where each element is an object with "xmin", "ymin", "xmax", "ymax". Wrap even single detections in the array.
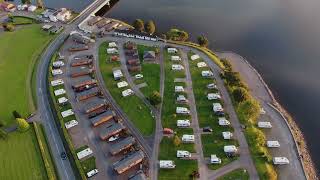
[{"xmin": 217, "ymin": 51, "xmax": 318, "ymax": 180}]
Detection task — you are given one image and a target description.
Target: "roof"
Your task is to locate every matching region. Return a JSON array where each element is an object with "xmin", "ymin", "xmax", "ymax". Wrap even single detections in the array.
[
  {"xmin": 113, "ymin": 150, "xmax": 145, "ymax": 173},
  {"xmin": 71, "ymin": 76, "xmax": 94, "ymax": 87},
  {"xmin": 90, "ymin": 110, "xmax": 115, "ymax": 125},
  {"xmin": 109, "ymin": 136, "xmax": 135, "ymax": 155},
  {"xmin": 100, "ymin": 123, "xmax": 125, "ymax": 138},
  {"xmin": 129, "ymin": 172, "xmax": 147, "ymax": 180},
  {"xmin": 70, "ymin": 66, "xmax": 93, "ymax": 75},
  {"xmin": 143, "ymin": 51, "xmax": 156, "ymax": 59},
  {"xmin": 77, "ymin": 87, "xmax": 99, "ymax": 97}
]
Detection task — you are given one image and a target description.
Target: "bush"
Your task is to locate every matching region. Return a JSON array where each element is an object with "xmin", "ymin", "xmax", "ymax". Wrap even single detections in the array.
[
  {"xmin": 238, "ymin": 99, "xmax": 260, "ymax": 124},
  {"xmin": 232, "ymin": 87, "xmax": 250, "ymax": 103},
  {"xmin": 3, "ymin": 23, "xmax": 15, "ymax": 32},
  {"xmin": 133, "ymin": 19, "xmax": 144, "ymax": 32},
  {"xmin": 12, "ymin": 110, "xmax": 22, "ymax": 119},
  {"xmin": 166, "ymin": 28, "xmax": 189, "ymax": 41},
  {"xmin": 265, "ymin": 164, "xmax": 278, "ymax": 180},
  {"xmin": 16, "ymin": 118, "xmax": 30, "ymax": 132},
  {"xmin": 173, "ymin": 135, "xmax": 181, "ymax": 147},
  {"xmin": 197, "ymin": 35, "xmax": 209, "ymax": 47},
  {"xmin": 149, "ymin": 91, "xmax": 162, "ymax": 105},
  {"xmin": 145, "ymin": 20, "xmax": 156, "ymax": 35},
  {"xmin": 0, "ymin": 128, "xmax": 8, "ymax": 140},
  {"xmin": 220, "ymin": 58, "xmax": 232, "ymax": 71}
]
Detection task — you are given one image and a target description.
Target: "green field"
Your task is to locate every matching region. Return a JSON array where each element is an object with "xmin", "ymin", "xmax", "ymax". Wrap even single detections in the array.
[
  {"xmin": 0, "ymin": 127, "xmax": 47, "ymax": 180},
  {"xmin": 99, "ymin": 42, "xmax": 155, "ymax": 135},
  {"xmin": 11, "ymin": 16, "xmax": 35, "ymax": 25},
  {"xmin": 188, "ymin": 52, "xmax": 238, "ymax": 169},
  {"xmin": 0, "ymin": 25, "xmax": 53, "ymax": 125},
  {"xmin": 217, "ymin": 168, "xmax": 249, "ymax": 180}
]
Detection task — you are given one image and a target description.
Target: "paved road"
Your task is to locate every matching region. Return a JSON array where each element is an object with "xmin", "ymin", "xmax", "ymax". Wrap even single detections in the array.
[{"xmin": 35, "ymin": 1, "xmax": 110, "ymax": 179}]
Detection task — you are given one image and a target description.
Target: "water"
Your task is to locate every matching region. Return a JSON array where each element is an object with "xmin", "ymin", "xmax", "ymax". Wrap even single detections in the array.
[{"xmin": 46, "ymin": 0, "xmax": 320, "ymax": 173}]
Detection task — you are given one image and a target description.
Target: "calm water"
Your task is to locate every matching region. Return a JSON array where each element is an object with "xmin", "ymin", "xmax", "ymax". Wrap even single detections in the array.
[{"xmin": 47, "ymin": 0, "xmax": 320, "ymax": 173}]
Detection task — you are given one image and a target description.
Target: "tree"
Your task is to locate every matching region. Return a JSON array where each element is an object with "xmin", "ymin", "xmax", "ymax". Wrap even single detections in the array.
[
  {"xmin": 36, "ymin": 0, "xmax": 44, "ymax": 9},
  {"xmin": 21, "ymin": 0, "xmax": 31, "ymax": 4},
  {"xmin": 133, "ymin": 19, "xmax": 144, "ymax": 32},
  {"xmin": 3, "ymin": 23, "xmax": 15, "ymax": 32},
  {"xmin": 166, "ymin": 29, "xmax": 189, "ymax": 41},
  {"xmin": 0, "ymin": 128, "xmax": 8, "ymax": 140},
  {"xmin": 223, "ymin": 71, "xmax": 242, "ymax": 87},
  {"xmin": 197, "ymin": 35, "xmax": 209, "ymax": 47},
  {"xmin": 232, "ymin": 87, "xmax": 250, "ymax": 103},
  {"xmin": 173, "ymin": 135, "xmax": 181, "ymax": 147},
  {"xmin": 149, "ymin": 91, "xmax": 162, "ymax": 105},
  {"xmin": 154, "ymin": 47, "xmax": 160, "ymax": 55},
  {"xmin": 16, "ymin": 118, "xmax": 30, "ymax": 132},
  {"xmin": 238, "ymin": 99, "xmax": 260, "ymax": 123},
  {"xmin": 12, "ymin": 110, "xmax": 22, "ymax": 119},
  {"xmin": 145, "ymin": 20, "xmax": 156, "ymax": 35}
]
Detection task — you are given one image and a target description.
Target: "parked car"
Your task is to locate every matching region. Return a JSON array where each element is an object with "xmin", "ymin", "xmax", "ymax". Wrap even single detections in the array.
[
  {"xmin": 61, "ymin": 152, "xmax": 67, "ymax": 160},
  {"xmin": 215, "ymin": 111, "xmax": 225, "ymax": 116},
  {"xmin": 135, "ymin": 74, "xmax": 143, "ymax": 79},
  {"xmin": 203, "ymin": 126, "xmax": 213, "ymax": 132}
]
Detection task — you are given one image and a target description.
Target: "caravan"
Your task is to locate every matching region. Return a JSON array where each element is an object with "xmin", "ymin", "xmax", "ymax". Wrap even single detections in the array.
[
  {"xmin": 207, "ymin": 93, "xmax": 221, "ymax": 100},
  {"xmin": 222, "ymin": 131, "xmax": 233, "ymax": 140},
  {"xmin": 177, "ymin": 120, "xmax": 191, "ymax": 127},
  {"xmin": 167, "ymin": 48, "xmax": 178, "ymax": 54},
  {"xmin": 258, "ymin": 121, "xmax": 272, "ymax": 128},
  {"xmin": 273, "ymin": 157, "xmax": 289, "ymax": 165},
  {"xmin": 172, "ymin": 64, "xmax": 184, "ymax": 71},
  {"xmin": 267, "ymin": 141, "xmax": 280, "ymax": 148},
  {"xmin": 176, "ymin": 150, "xmax": 191, "ymax": 158},
  {"xmin": 201, "ymin": 70, "xmax": 213, "ymax": 77},
  {"xmin": 175, "ymin": 86, "xmax": 184, "ymax": 92},
  {"xmin": 176, "ymin": 107, "xmax": 190, "ymax": 115},
  {"xmin": 51, "ymin": 79, "xmax": 64, "ymax": 86},
  {"xmin": 218, "ymin": 117, "xmax": 231, "ymax": 126},
  {"xmin": 171, "ymin": 56, "xmax": 181, "ymax": 61},
  {"xmin": 210, "ymin": 154, "xmax": 221, "ymax": 164},
  {"xmin": 182, "ymin": 135, "xmax": 195, "ymax": 143},
  {"xmin": 159, "ymin": 160, "xmax": 176, "ymax": 169}
]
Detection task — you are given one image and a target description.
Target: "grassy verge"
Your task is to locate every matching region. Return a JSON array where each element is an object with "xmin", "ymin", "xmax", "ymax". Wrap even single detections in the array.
[
  {"xmin": 0, "ymin": 126, "xmax": 47, "ymax": 180},
  {"xmin": 80, "ymin": 157, "xmax": 96, "ymax": 173},
  {"xmin": 33, "ymin": 122, "xmax": 59, "ymax": 180},
  {"xmin": 10, "ymin": 16, "xmax": 35, "ymax": 25},
  {"xmin": 0, "ymin": 25, "xmax": 53, "ymax": 125},
  {"xmin": 187, "ymin": 52, "xmax": 238, "ymax": 169},
  {"xmin": 48, "ymin": 53, "xmax": 87, "ymax": 180},
  {"xmin": 98, "ymin": 42, "xmax": 154, "ymax": 136},
  {"xmin": 217, "ymin": 168, "xmax": 249, "ymax": 180},
  {"xmin": 158, "ymin": 49, "xmax": 197, "ymax": 179}
]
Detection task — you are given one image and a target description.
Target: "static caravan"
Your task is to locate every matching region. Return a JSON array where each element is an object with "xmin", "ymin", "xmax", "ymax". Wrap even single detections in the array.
[
  {"xmin": 100, "ymin": 123, "xmax": 126, "ymax": 140},
  {"xmin": 113, "ymin": 69, "xmax": 123, "ymax": 80},
  {"xmin": 76, "ymin": 147, "xmax": 93, "ymax": 160},
  {"xmin": 197, "ymin": 62, "xmax": 207, "ymax": 68},
  {"xmin": 207, "ymin": 93, "xmax": 221, "ymax": 100},
  {"xmin": 109, "ymin": 42, "xmax": 117, "ymax": 48},
  {"xmin": 171, "ymin": 56, "xmax": 181, "ymax": 61},
  {"xmin": 176, "ymin": 150, "xmax": 191, "ymax": 158},
  {"xmin": 258, "ymin": 121, "xmax": 272, "ymax": 128},
  {"xmin": 54, "ymin": 89, "xmax": 66, "ymax": 96},
  {"xmin": 267, "ymin": 141, "xmax": 280, "ymax": 148},
  {"xmin": 72, "ymin": 79, "xmax": 97, "ymax": 92},
  {"xmin": 177, "ymin": 120, "xmax": 191, "ymax": 127},
  {"xmin": 167, "ymin": 48, "xmax": 178, "ymax": 54},
  {"xmin": 65, "ymin": 120, "xmax": 78, "ymax": 129},
  {"xmin": 210, "ymin": 154, "xmax": 221, "ymax": 164},
  {"xmin": 58, "ymin": 97, "xmax": 68, "ymax": 105},
  {"xmin": 84, "ymin": 101, "xmax": 108, "ymax": 114},
  {"xmin": 109, "ymin": 136, "xmax": 136, "ymax": 155},
  {"xmin": 61, "ymin": 109, "xmax": 74, "ymax": 118},
  {"xmin": 90, "ymin": 110, "xmax": 115, "ymax": 127},
  {"xmin": 176, "ymin": 95, "xmax": 188, "ymax": 103},
  {"xmin": 212, "ymin": 103, "xmax": 223, "ymax": 112},
  {"xmin": 190, "ymin": 54, "xmax": 200, "ymax": 61},
  {"xmin": 122, "ymin": 89, "xmax": 134, "ymax": 97},
  {"xmin": 70, "ymin": 66, "xmax": 94, "ymax": 78},
  {"xmin": 222, "ymin": 131, "xmax": 233, "ymax": 140},
  {"xmin": 172, "ymin": 64, "xmax": 184, "ymax": 71},
  {"xmin": 182, "ymin": 134, "xmax": 194, "ymax": 143},
  {"xmin": 159, "ymin": 160, "xmax": 176, "ymax": 169},
  {"xmin": 201, "ymin": 70, "xmax": 213, "ymax": 77},
  {"xmin": 218, "ymin": 117, "xmax": 231, "ymax": 126},
  {"xmin": 107, "ymin": 48, "xmax": 118, "ymax": 54},
  {"xmin": 176, "ymin": 107, "xmax": 190, "ymax": 115},
  {"xmin": 51, "ymin": 79, "xmax": 64, "ymax": 87},
  {"xmin": 273, "ymin": 157, "xmax": 289, "ymax": 165},
  {"xmin": 117, "ymin": 81, "xmax": 128, "ymax": 88},
  {"xmin": 207, "ymin": 83, "xmax": 217, "ymax": 89},
  {"xmin": 224, "ymin": 145, "xmax": 238, "ymax": 154},
  {"xmin": 52, "ymin": 61, "xmax": 64, "ymax": 68},
  {"xmin": 113, "ymin": 150, "xmax": 145, "ymax": 174},
  {"xmin": 175, "ymin": 86, "xmax": 184, "ymax": 92},
  {"xmin": 71, "ymin": 57, "xmax": 93, "ymax": 67},
  {"xmin": 52, "ymin": 69, "xmax": 63, "ymax": 76}
]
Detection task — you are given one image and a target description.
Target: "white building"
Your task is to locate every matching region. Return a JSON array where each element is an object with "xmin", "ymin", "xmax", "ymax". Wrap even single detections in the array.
[
  {"xmin": 171, "ymin": 56, "xmax": 181, "ymax": 61},
  {"xmin": 51, "ymin": 79, "xmax": 64, "ymax": 87},
  {"xmin": 52, "ymin": 69, "xmax": 63, "ymax": 76},
  {"xmin": 210, "ymin": 154, "xmax": 221, "ymax": 164},
  {"xmin": 54, "ymin": 89, "xmax": 66, "ymax": 96},
  {"xmin": 177, "ymin": 150, "xmax": 191, "ymax": 158},
  {"xmin": 207, "ymin": 93, "xmax": 221, "ymax": 100},
  {"xmin": 197, "ymin": 62, "xmax": 207, "ymax": 68},
  {"xmin": 61, "ymin": 109, "xmax": 74, "ymax": 118},
  {"xmin": 27, "ymin": 5, "xmax": 37, "ymax": 12},
  {"xmin": 167, "ymin": 48, "xmax": 178, "ymax": 54},
  {"xmin": 17, "ymin": 4, "xmax": 28, "ymax": 11},
  {"xmin": 113, "ymin": 69, "xmax": 123, "ymax": 80},
  {"xmin": 159, "ymin": 160, "xmax": 176, "ymax": 169},
  {"xmin": 177, "ymin": 120, "xmax": 191, "ymax": 127},
  {"xmin": 77, "ymin": 147, "xmax": 93, "ymax": 160},
  {"xmin": 58, "ymin": 97, "xmax": 68, "ymax": 104},
  {"xmin": 122, "ymin": 89, "xmax": 134, "ymax": 97},
  {"xmin": 107, "ymin": 48, "xmax": 118, "ymax": 54},
  {"xmin": 258, "ymin": 121, "xmax": 272, "ymax": 128},
  {"xmin": 224, "ymin": 145, "xmax": 238, "ymax": 153},
  {"xmin": 175, "ymin": 86, "xmax": 184, "ymax": 92},
  {"xmin": 117, "ymin": 81, "xmax": 128, "ymax": 88},
  {"xmin": 56, "ymin": 8, "xmax": 72, "ymax": 22},
  {"xmin": 182, "ymin": 134, "xmax": 194, "ymax": 143},
  {"xmin": 176, "ymin": 107, "xmax": 190, "ymax": 115},
  {"xmin": 53, "ymin": 61, "xmax": 64, "ymax": 68},
  {"xmin": 65, "ymin": 120, "xmax": 78, "ymax": 129},
  {"xmin": 212, "ymin": 103, "xmax": 223, "ymax": 112},
  {"xmin": 109, "ymin": 42, "xmax": 117, "ymax": 48},
  {"xmin": 207, "ymin": 83, "xmax": 217, "ymax": 89},
  {"xmin": 267, "ymin": 141, "xmax": 280, "ymax": 148},
  {"xmin": 201, "ymin": 70, "xmax": 213, "ymax": 77},
  {"xmin": 273, "ymin": 157, "xmax": 289, "ymax": 165},
  {"xmin": 219, "ymin": 117, "xmax": 230, "ymax": 126},
  {"xmin": 172, "ymin": 64, "xmax": 184, "ymax": 71},
  {"xmin": 49, "ymin": 14, "xmax": 58, "ymax": 22},
  {"xmin": 222, "ymin": 131, "xmax": 233, "ymax": 140},
  {"xmin": 190, "ymin": 54, "xmax": 200, "ymax": 61}
]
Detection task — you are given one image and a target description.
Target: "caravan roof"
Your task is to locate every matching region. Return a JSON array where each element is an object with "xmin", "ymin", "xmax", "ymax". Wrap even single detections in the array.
[
  {"xmin": 76, "ymin": 147, "xmax": 93, "ymax": 160},
  {"xmin": 267, "ymin": 141, "xmax": 280, "ymax": 148},
  {"xmin": 197, "ymin": 62, "xmax": 207, "ymax": 68},
  {"xmin": 218, "ymin": 117, "xmax": 230, "ymax": 126},
  {"xmin": 273, "ymin": 157, "xmax": 289, "ymax": 165},
  {"xmin": 117, "ymin": 81, "xmax": 128, "ymax": 88},
  {"xmin": 212, "ymin": 103, "xmax": 223, "ymax": 112},
  {"xmin": 159, "ymin": 160, "xmax": 176, "ymax": 168},
  {"xmin": 176, "ymin": 150, "xmax": 191, "ymax": 158},
  {"xmin": 207, "ymin": 93, "xmax": 221, "ymax": 100},
  {"xmin": 171, "ymin": 56, "xmax": 181, "ymax": 61},
  {"xmin": 175, "ymin": 86, "xmax": 184, "ymax": 92},
  {"xmin": 58, "ymin": 97, "xmax": 68, "ymax": 104},
  {"xmin": 190, "ymin": 54, "xmax": 200, "ymax": 61},
  {"xmin": 177, "ymin": 119, "xmax": 190, "ymax": 127},
  {"xmin": 54, "ymin": 89, "xmax": 66, "ymax": 96},
  {"xmin": 65, "ymin": 120, "xmax": 78, "ymax": 129},
  {"xmin": 222, "ymin": 131, "xmax": 233, "ymax": 140},
  {"xmin": 258, "ymin": 121, "xmax": 272, "ymax": 128},
  {"xmin": 210, "ymin": 154, "xmax": 221, "ymax": 164},
  {"xmin": 51, "ymin": 79, "xmax": 64, "ymax": 87},
  {"xmin": 182, "ymin": 134, "xmax": 194, "ymax": 142},
  {"xmin": 224, "ymin": 145, "xmax": 238, "ymax": 153}
]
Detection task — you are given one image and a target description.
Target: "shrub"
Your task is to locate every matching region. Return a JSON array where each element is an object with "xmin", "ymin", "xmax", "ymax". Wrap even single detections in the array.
[
  {"xmin": 197, "ymin": 35, "xmax": 209, "ymax": 47},
  {"xmin": 3, "ymin": 23, "xmax": 15, "ymax": 32},
  {"xmin": 238, "ymin": 99, "xmax": 260, "ymax": 124},
  {"xmin": 16, "ymin": 118, "xmax": 30, "ymax": 132},
  {"xmin": 133, "ymin": 19, "xmax": 144, "ymax": 32},
  {"xmin": 145, "ymin": 20, "xmax": 156, "ymax": 35},
  {"xmin": 0, "ymin": 128, "xmax": 8, "ymax": 140},
  {"xmin": 173, "ymin": 135, "xmax": 181, "ymax": 147},
  {"xmin": 232, "ymin": 87, "xmax": 250, "ymax": 103},
  {"xmin": 265, "ymin": 164, "xmax": 278, "ymax": 180},
  {"xmin": 166, "ymin": 28, "xmax": 189, "ymax": 41},
  {"xmin": 12, "ymin": 110, "xmax": 22, "ymax": 118},
  {"xmin": 149, "ymin": 91, "xmax": 162, "ymax": 105}
]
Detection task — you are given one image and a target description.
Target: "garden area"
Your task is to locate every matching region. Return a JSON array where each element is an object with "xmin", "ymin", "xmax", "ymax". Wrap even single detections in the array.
[{"xmin": 99, "ymin": 42, "xmax": 155, "ymax": 136}]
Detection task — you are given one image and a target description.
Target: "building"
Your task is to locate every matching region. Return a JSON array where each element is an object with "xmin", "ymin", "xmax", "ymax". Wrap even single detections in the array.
[
  {"xmin": 176, "ymin": 150, "xmax": 191, "ymax": 158},
  {"xmin": 42, "ymin": 9, "xmax": 55, "ymax": 18},
  {"xmin": 114, "ymin": 29, "xmax": 157, "ymax": 41},
  {"xmin": 0, "ymin": 2, "xmax": 16, "ymax": 12},
  {"xmin": 100, "ymin": 123, "xmax": 126, "ymax": 140},
  {"xmin": 84, "ymin": 101, "xmax": 108, "ymax": 114},
  {"xmin": 143, "ymin": 51, "xmax": 156, "ymax": 61},
  {"xmin": 70, "ymin": 66, "xmax": 94, "ymax": 78},
  {"xmin": 177, "ymin": 120, "xmax": 190, "ymax": 127},
  {"xmin": 56, "ymin": 8, "xmax": 72, "ymax": 22},
  {"xmin": 129, "ymin": 171, "xmax": 147, "ymax": 180},
  {"xmin": 96, "ymin": 19, "xmax": 109, "ymax": 29},
  {"xmin": 210, "ymin": 155, "xmax": 221, "ymax": 164},
  {"xmin": 159, "ymin": 160, "xmax": 176, "ymax": 169},
  {"xmin": 70, "ymin": 31, "xmax": 93, "ymax": 44},
  {"xmin": 27, "ymin": 5, "xmax": 37, "ymax": 12},
  {"xmin": 109, "ymin": 136, "xmax": 136, "ymax": 155},
  {"xmin": 181, "ymin": 134, "xmax": 194, "ymax": 143},
  {"xmin": 87, "ymin": 16, "xmax": 102, "ymax": 26},
  {"xmin": 42, "ymin": 24, "xmax": 53, "ymax": 31},
  {"xmin": 77, "ymin": 87, "xmax": 100, "ymax": 101},
  {"xmin": 71, "ymin": 57, "xmax": 93, "ymax": 67},
  {"xmin": 90, "ymin": 110, "xmax": 115, "ymax": 127},
  {"xmin": 113, "ymin": 150, "xmax": 145, "ymax": 174},
  {"xmin": 72, "ymin": 78, "xmax": 97, "ymax": 92}
]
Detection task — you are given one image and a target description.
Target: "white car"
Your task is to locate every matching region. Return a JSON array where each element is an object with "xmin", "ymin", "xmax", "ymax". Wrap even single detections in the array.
[
  {"xmin": 135, "ymin": 74, "xmax": 143, "ymax": 79},
  {"xmin": 108, "ymin": 135, "xmax": 120, "ymax": 142},
  {"xmin": 87, "ymin": 169, "xmax": 98, "ymax": 178}
]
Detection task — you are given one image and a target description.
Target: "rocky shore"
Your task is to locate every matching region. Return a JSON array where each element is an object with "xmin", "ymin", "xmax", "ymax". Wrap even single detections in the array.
[{"xmin": 217, "ymin": 52, "xmax": 318, "ymax": 180}]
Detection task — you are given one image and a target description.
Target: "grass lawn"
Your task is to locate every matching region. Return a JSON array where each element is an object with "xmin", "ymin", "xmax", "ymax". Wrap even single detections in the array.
[
  {"xmin": 11, "ymin": 16, "xmax": 34, "ymax": 25},
  {"xmin": 0, "ymin": 127, "xmax": 47, "ymax": 180},
  {"xmin": 80, "ymin": 156, "xmax": 96, "ymax": 173},
  {"xmin": 217, "ymin": 168, "xmax": 249, "ymax": 180},
  {"xmin": 99, "ymin": 42, "xmax": 155, "ymax": 136},
  {"xmin": 188, "ymin": 52, "xmax": 238, "ymax": 169},
  {"xmin": 140, "ymin": 63, "xmax": 160, "ymax": 96},
  {"xmin": 0, "ymin": 25, "xmax": 53, "ymax": 125}
]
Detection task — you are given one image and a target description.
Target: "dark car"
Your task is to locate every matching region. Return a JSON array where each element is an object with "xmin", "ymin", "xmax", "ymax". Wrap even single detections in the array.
[
  {"xmin": 61, "ymin": 152, "xmax": 67, "ymax": 160},
  {"xmin": 203, "ymin": 126, "xmax": 213, "ymax": 132},
  {"xmin": 215, "ymin": 111, "xmax": 225, "ymax": 116}
]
